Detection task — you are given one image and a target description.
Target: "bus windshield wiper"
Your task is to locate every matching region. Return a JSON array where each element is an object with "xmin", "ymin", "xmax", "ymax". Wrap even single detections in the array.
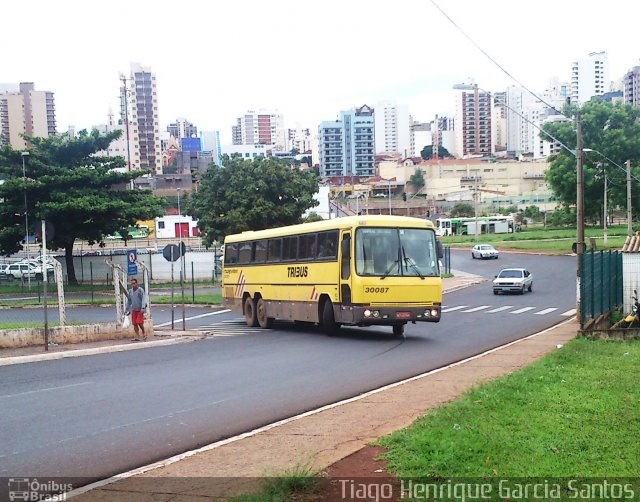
[
  {"xmin": 380, "ymin": 259, "xmax": 399, "ymax": 280},
  {"xmin": 402, "ymin": 246, "xmax": 425, "ymax": 279}
]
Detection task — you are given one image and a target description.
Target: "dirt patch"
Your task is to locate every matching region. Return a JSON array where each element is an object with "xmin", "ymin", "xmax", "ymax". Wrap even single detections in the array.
[{"xmin": 295, "ymin": 446, "xmax": 400, "ymax": 501}]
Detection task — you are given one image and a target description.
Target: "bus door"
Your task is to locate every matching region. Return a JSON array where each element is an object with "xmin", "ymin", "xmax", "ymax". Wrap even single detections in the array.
[{"xmin": 339, "ymin": 231, "xmax": 354, "ymax": 323}]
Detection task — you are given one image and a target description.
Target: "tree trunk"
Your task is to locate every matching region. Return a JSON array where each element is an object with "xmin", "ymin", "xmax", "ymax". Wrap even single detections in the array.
[{"xmin": 64, "ymin": 241, "xmax": 78, "ymax": 285}]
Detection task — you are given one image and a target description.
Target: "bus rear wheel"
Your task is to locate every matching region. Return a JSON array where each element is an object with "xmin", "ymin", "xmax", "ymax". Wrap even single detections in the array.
[
  {"xmin": 392, "ymin": 323, "xmax": 405, "ymax": 337},
  {"xmin": 322, "ymin": 300, "xmax": 338, "ymax": 336},
  {"xmin": 244, "ymin": 297, "xmax": 258, "ymax": 327},
  {"xmin": 256, "ymin": 298, "xmax": 273, "ymax": 329}
]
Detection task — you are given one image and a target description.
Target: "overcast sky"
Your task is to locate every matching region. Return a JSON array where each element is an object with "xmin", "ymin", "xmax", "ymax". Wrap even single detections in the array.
[{"xmin": 2, "ymin": 0, "xmax": 638, "ymax": 144}]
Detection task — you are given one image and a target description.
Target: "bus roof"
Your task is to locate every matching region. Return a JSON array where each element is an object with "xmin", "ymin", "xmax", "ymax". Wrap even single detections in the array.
[{"xmin": 224, "ymin": 215, "xmax": 436, "ymax": 243}]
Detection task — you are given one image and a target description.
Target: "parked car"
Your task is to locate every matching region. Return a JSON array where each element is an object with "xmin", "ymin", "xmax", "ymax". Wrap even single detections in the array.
[
  {"xmin": 6, "ymin": 262, "xmax": 49, "ymax": 280},
  {"xmin": 493, "ymin": 268, "xmax": 533, "ymax": 295}
]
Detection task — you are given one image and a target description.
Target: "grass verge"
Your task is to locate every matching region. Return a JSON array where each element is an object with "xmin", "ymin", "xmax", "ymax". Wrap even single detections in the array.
[
  {"xmin": 377, "ymin": 337, "xmax": 640, "ymax": 477},
  {"xmin": 227, "ymin": 466, "xmax": 320, "ymax": 502}
]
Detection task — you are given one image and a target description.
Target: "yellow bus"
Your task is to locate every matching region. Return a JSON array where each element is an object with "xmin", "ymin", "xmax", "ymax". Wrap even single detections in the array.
[{"xmin": 222, "ymin": 215, "xmax": 443, "ymax": 336}]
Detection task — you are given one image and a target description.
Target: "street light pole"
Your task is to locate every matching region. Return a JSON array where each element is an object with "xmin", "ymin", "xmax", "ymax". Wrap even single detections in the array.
[
  {"xmin": 177, "ymin": 187, "xmax": 181, "ymax": 216},
  {"xmin": 604, "ymin": 172, "xmax": 608, "ymax": 247},
  {"xmin": 388, "ymin": 181, "xmax": 392, "ymax": 215},
  {"xmin": 474, "ymin": 178, "xmax": 479, "ymax": 241},
  {"xmin": 21, "ymin": 151, "xmax": 31, "ymax": 288},
  {"xmin": 120, "ymin": 73, "xmax": 134, "ymax": 190}
]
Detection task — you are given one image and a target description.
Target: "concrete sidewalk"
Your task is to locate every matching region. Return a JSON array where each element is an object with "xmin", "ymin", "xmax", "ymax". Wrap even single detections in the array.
[{"xmin": 62, "ymin": 278, "xmax": 580, "ymax": 501}]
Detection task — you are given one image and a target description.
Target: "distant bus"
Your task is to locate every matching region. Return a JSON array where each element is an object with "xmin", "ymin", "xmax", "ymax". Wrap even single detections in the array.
[
  {"xmin": 222, "ymin": 215, "xmax": 443, "ymax": 337},
  {"xmin": 435, "ymin": 215, "xmax": 514, "ymax": 236},
  {"xmin": 106, "ymin": 225, "xmax": 149, "ymax": 240}
]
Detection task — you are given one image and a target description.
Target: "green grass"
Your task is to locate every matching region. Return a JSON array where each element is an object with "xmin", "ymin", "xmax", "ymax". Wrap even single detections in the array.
[
  {"xmin": 227, "ymin": 466, "xmax": 319, "ymax": 502},
  {"xmin": 377, "ymin": 338, "xmax": 640, "ymax": 477},
  {"xmin": 442, "ymin": 225, "xmax": 629, "ymax": 252},
  {"xmin": 0, "ymin": 320, "xmax": 84, "ymax": 329},
  {"xmin": 0, "ymin": 293, "xmax": 222, "ymax": 307}
]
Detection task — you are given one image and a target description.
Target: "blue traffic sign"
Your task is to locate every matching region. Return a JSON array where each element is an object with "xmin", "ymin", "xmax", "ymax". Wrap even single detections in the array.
[{"xmin": 127, "ymin": 249, "xmax": 138, "ymax": 276}]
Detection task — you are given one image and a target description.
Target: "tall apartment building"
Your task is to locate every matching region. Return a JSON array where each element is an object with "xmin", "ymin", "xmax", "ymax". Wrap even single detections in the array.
[
  {"xmin": 167, "ymin": 118, "xmax": 198, "ymax": 139},
  {"xmin": 231, "ymin": 110, "xmax": 285, "ymax": 150},
  {"xmin": 374, "ymin": 101, "xmax": 411, "ymax": 155},
  {"xmin": 624, "ymin": 66, "xmax": 640, "ymax": 107},
  {"xmin": 0, "ymin": 82, "xmax": 56, "ymax": 149},
  {"xmin": 286, "ymin": 127, "xmax": 312, "ymax": 153},
  {"xmin": 120, "ymin": 63, "xmax": 162, "ymax": 174},
  {"xmin": 454, "ymin": 86, "xmax": 492, "ymax": 158},
  {"xmin": 570, "ymin": 51, "xmax": 609, "ymax": 105},
  {"xmin": 318, "ymin": 105, "xmax": 375, "ymax": 178}
]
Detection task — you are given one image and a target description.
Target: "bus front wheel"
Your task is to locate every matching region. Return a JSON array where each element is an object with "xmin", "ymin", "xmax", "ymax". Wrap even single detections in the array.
[
  {"xmin": 392, "ymin": 323, "xmax": 405, "ymax": 337},
  {"xmin": 244, "ymin": 297, "xmax": 258, "ymax": 327},
  {"xmin": 256, "ymin": 298, "xmax": 274, "ymax": 329},
  {"xmin": 322, "ymin": 300, "xmax": 338, "ymax": 336}
]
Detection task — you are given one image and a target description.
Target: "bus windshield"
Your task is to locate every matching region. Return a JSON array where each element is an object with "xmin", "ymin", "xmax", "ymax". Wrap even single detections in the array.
[{"xmin": 355, "ymin": 227, "xmax": 440, "ymax": 277}]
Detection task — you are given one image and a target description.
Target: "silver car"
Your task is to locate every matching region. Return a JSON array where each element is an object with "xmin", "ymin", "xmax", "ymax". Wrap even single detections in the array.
[
  {"xmin": 471, "ymin": 244, "xmax": 499, "ymax": 260},
  {"xmin": 493, "ymin": 268, "xmax": 533, "ymax": 295}
]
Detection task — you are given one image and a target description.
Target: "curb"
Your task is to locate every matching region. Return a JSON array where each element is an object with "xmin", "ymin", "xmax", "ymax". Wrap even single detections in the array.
[{"xmin": 0, "ymin": 335, "xmax": 204, "ymax": 366}]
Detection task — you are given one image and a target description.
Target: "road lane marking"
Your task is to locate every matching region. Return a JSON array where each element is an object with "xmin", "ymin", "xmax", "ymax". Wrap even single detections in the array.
[
  {"xmin": 154, "ymin": 309, "xmax": 231, "ymax": 328},
  {"xmin": 535, "ymin": 308, "xmax": 558, "ymax": 315},
  {"xmin": 486, "ymin": 306, "xmax": 513, "ymax": 313},
  {"xmin": 510, "ymin": 307, "xmax": 536, "ymax": 314},
  {"xmin": 462, "ymin": 305, "xmax": 490, "ymax": 313},
  {"xmin": 561, "ymin": 309, "xmax": 577, "ymax": 316},
  {"xmin": 66, "ymin": 318, "xmax": 577, "ymax": 499},
  {"xmin": 0, "ymin": 381, "xmax": 94, "ymax": 400},
  {"xmin": 441, "ymin": 306, "xmax": 467, "ymax": 313}
]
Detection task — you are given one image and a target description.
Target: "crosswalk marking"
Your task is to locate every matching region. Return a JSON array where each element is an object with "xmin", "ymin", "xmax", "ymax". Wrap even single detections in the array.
[
  {"xmin": 462, "ymin": 305, "xmax": 491, "ymax": 313},
  {"xmin": 441, "ymin": 306, "xmax": 468, "ymax": 313},
  {"xmin": 486, "ymin": 306, "xmax": 513, "ymax": 313},
  {"xmin": 561, "ymin": 309, "xmax": 577, "ymax": 316},
  {"xmin": 201, "ymin": 318, "xmax": 265, "ymax": 337},
  {"xmin": 535, "ymin": 308, "xmax": 558, "ymax": 315},
  {"xmin": 510, "ymin": 307, "xmax": 536, "ymax": 314}
]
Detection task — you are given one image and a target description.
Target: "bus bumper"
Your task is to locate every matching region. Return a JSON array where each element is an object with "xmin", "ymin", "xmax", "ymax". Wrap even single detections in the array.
[{"xmin": 346, "ymin": 305, "xmax": 441, "ymax": 325}]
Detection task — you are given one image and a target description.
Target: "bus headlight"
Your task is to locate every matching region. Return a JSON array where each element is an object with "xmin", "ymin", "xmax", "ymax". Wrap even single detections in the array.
[
  {"xmin": 430, "ymin": 309, "xmax": 439, "ymax": 317},
  {"xmin": 364, "ymin": 309, "xmax": 372, "ymax": 318},
  {"xmin": 424, "ymin": 309, "xmax": 431, "ymax": 317},
  {"xmin": 372, "ymin": 310, "xmax": 380, "ymax": 318}
]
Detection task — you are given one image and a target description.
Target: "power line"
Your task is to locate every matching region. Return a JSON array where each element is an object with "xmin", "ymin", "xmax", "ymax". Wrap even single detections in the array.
[{"xmin": 429, "ymin": 0, "xmax": 566, "ymax": 118}]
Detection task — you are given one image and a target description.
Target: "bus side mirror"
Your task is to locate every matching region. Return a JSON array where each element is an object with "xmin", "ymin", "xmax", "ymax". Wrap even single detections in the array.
[{"xmin": 436, "ymin": 241, "xmax": 444, "ymax": 259}]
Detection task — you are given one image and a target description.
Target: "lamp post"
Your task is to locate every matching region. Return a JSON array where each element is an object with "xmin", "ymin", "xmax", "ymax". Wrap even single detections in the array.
[
  {"xmin": 387, "ymin": 181, "xmax": 392, "ymax": 215},
  {"xmin": 21, "ymin": 151, "xmax": 31, "ymax": 288},
  {"xmin": 177, "ymin": 187, "xmax": 181, "ymax": 216}
]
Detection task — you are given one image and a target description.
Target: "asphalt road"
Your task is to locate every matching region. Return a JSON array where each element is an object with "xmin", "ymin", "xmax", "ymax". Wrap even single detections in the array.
[{"xmin": 0, "ymin": 251, "xmax": 577, "ymax": 484}]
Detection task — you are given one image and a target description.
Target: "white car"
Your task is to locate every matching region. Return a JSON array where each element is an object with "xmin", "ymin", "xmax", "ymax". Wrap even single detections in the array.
[
  {"xmin": 493, "ymin": 268, "xmax": 533, "ymax": 295},
  {"xmin": 471, "ymin": 244, "xmax": 499, "ymax": 260}
]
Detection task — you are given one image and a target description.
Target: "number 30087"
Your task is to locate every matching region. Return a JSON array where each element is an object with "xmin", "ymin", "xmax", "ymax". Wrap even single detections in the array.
[{"xmin": 365, "ymin": 287, "xmax": 389, "ymax": 293}]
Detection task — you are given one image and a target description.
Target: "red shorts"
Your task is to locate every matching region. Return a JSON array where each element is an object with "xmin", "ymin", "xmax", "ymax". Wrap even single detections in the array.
[{"xmin": 131, "ymin": 310, "xmax": 144, "ymax": 326}]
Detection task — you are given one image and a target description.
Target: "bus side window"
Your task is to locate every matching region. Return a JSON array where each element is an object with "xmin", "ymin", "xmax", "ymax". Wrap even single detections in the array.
[
  {"xmin": 341, "ymin": 233, "xmax": 351, "ymax": 280},
  {"xmin": 317, "ymin": 231, "xmax": 337, "ymax": 259}
]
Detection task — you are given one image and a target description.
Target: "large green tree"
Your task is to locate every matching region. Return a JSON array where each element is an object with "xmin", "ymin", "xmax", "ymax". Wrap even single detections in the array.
[
  {"xmin": 542, "ymin": 100, "xmax": 640, "ymax": 221},
  {"xmin": 408, "ymin": 168, "xmax": 425, "ymax": 192},
  {"xmin": 0, "ymin": 130, "xmax": 165, "ymax": 283},
  {"xmin": 188, "ymin": 155, "xmax": 320, "ymax": 246},
  {"xmin": 420, "ymin": 145, "xmax": 452, "ymax": 160}
]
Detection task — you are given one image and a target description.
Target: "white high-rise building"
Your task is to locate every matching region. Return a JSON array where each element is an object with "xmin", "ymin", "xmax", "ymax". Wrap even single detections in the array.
[
  {"xmin": 374, "ymin": 101, "xmax": 411, "ymax": 156},
  {"xmin": 570, "ymin": 51, "xmax": 609, "ymax": 105},
  {"xmin": 231, "ymin": 110, "xmax": 285, "ymax": 151},
  {"xmin": 120, "ymin": 63, "xmax": 162, "ymax": 174}
]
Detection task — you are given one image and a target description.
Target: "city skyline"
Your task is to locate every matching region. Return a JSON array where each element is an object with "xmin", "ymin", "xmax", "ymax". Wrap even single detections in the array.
[{"xmin": 2, "ymin": 0, "xmax": 639, "ymax": 145}]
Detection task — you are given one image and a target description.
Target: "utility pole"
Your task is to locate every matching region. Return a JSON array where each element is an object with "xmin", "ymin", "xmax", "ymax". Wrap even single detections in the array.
[
  {"xmin": 576, "ymin": 115, "xmax": 585, "ymax": 254},
  {"xmin": 576, "ymin": 114, "xmax": 584, "ymax": 323},
  {"xmin": 603, "ymin": 172, "xmax": 608, "ymax": 247},
  {"xmin": 120, "ymin": 73, "xmax": 134, "ymax": 190},
  {"xmin": 627, "ymin": 160, "xmax": 632, "ymax": 235}
]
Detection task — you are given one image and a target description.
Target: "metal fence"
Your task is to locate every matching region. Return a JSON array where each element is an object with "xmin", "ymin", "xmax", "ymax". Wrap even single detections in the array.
[
  {"xmin": 442, "ymin": 246, "xmax": 451, "ymax": 275},
  {"xmin": 580, "ymin": 250, "xmax": 623, "ymax": 327}
]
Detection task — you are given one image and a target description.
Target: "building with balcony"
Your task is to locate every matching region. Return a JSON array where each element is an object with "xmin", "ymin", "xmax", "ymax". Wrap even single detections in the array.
[
  {"xmin": 120, "ymin": 63, "xmax": 162, "ymax": 174},
  {"xmin": 454, "ymin": 86, "xmax": 492, "ymax": 157},
  {"xmin": 374, "ymin": 101, "xmax": 411, "ymax": 155},
  {"xmin": 318, "ymin": 105, "xmax": 375, "ymax": 178},
  {"xmin": 0, "ymin": 82, "xmax": 56, "ymax": 149},
  {"xmin": 570, "ymin": 51, "xmax": 609, "ymax": 105},
  {"xmin": 624, "ymin": 66, "xmax": 640, "ymax": 108},
  {"xmin": 231, "ymin": 110, "xmax": 285, "ymax": 150}
]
